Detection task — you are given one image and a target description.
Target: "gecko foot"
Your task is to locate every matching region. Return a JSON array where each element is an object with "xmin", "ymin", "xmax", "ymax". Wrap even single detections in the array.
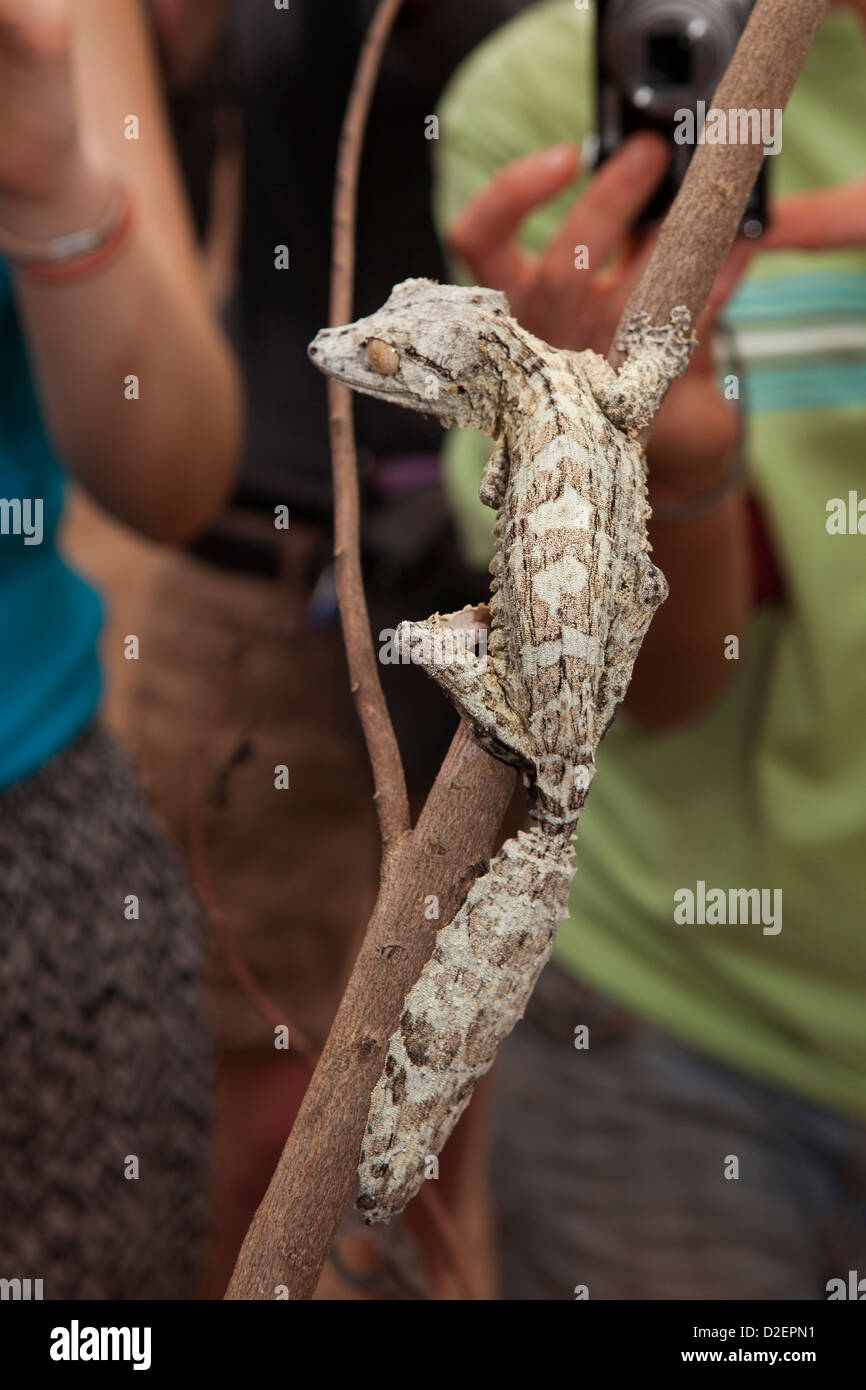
[{"xmin": 397, "ymin": 609, "xmax": 532, "ymax": 767}]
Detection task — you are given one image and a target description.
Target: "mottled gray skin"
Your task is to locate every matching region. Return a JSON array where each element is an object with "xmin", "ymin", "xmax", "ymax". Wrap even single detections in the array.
[{"xmin": 309, "ymin": 279, "xmax": 693, "ymax": 1221}]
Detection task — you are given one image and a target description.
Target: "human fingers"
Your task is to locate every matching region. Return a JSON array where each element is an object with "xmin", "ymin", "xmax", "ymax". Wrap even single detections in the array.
[
  {"xmin": 763, "ymin": 178, "xmax": 866, "ymax": 251},
  {"xmin": 446, "ymin": 142, "xmax": 579, "ymax": 296},
  {"xmin": 525, "ymin": 134, "xmax": 668, "ymax": 346},
  {"xmin": 539, "ymin": 133, "xmax": 669, "ymax": 287}
]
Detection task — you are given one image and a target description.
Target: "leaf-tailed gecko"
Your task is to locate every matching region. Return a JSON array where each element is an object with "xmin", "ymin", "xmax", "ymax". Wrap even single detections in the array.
[{"xmin": 309, "ymin": 279, "xmax": 694, "ymax": 1222}]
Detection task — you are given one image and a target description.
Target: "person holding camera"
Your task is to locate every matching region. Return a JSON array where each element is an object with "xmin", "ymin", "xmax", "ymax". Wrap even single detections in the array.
[{"xmin": 434, "ymin": 0, "xmax": 866, "ymax": 1298}]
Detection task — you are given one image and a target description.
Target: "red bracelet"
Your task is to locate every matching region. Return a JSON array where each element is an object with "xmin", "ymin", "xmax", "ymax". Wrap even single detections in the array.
[{"xmin": 0, "ymin": 181, "xmax": 136, "ymax": 285}]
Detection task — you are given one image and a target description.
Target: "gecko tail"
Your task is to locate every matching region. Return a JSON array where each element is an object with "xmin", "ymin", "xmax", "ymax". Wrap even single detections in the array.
[{"xmin": 356, "ymin": 824, "xmax": 575, "ymax": 1224}]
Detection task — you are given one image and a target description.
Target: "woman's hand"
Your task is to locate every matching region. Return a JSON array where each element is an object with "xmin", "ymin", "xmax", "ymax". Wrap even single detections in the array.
[
  {"xmin": 0, "ymin": 0, "xmax": 79, "ymax": 203},
  {"xmin": 0, "ymin": 0, "xmax": 114, "ymax": 251}
]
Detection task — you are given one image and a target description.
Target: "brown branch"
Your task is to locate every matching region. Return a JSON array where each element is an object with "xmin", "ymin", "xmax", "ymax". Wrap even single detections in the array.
[
  {"xmin": 226, "ymin": 723, "xmax": 516, "ymax": 1298},
  {"xmin": 226, "ymin": 0, "xmax": 825, "ymax": 1301},
  {"xmin": 329, "ymin": 0, "xmax": 411, "ymax": 850}
]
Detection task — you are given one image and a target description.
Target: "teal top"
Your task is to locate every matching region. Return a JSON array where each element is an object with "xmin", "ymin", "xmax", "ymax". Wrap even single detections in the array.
[{"xmin": 0, "ymin": 263, "xmax": 102, "ymax": 791}]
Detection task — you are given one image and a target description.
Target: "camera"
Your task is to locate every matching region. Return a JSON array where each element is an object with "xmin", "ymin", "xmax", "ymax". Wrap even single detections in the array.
[{"xmin": 594, "ymin": 0, "xmax": 767, "ymax": 236}]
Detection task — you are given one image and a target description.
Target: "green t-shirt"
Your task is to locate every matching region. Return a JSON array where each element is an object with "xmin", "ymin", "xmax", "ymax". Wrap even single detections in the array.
[{"xmin": 434, "ymin": 1, "xmax": 866, "ymax": 1118}]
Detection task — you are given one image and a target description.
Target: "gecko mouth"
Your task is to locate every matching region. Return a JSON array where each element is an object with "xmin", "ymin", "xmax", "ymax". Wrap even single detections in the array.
[{"xmin": 307, "ymin": 337, "xmax": 400, "ymax": 391}]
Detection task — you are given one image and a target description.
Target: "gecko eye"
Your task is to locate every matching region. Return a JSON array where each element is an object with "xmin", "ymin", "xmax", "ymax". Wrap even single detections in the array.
[{"xmin": 366, "ymin": 338, "xmax": 400, "ymax": 376}]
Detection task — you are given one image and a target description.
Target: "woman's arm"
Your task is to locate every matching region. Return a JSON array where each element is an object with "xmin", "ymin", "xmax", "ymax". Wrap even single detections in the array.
[{"xmin": 0, "ymin": 0, "xmax": 241, "ymax": 542}]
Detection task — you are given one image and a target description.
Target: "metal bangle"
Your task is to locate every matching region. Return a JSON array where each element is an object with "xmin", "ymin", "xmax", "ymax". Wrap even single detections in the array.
[{"xmin": 0, "ymin": 179, "xmax": 128, "ymax": 268}]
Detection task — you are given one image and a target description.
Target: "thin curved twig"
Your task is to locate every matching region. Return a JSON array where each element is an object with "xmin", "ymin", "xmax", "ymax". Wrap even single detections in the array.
[{"xmin": 328, "ymin": 0, "xmax": 411, "ymax": 851}]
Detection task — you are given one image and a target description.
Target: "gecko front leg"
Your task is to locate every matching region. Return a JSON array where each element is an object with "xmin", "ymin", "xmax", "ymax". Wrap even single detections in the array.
[{"xmin": 581, "ymin": 306, "xmax": 696, "ymax": 434}]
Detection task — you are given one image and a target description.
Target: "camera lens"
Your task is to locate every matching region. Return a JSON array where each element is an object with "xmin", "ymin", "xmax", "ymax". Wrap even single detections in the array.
[
  {"xmin": 601, "ymin": 0, "xmax": 758, "ymax": 121},
  {"xmin": 646, "ymin": 31, "xmax": 693, "ymax": 88}
]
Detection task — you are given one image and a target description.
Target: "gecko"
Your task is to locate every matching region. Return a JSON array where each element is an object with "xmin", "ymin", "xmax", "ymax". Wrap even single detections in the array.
[{"xmin": 308, "ymin": 278, "xmax": 694, "ymax": 1222}]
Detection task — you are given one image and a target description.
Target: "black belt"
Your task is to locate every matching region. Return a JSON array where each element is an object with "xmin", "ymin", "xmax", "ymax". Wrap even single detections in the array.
[
  {"xmin": 188, "ymin": 527, "xmax": 283, "ymax": 579},
  {"xmin": 188, "ymin": 485, "xmax": 334, "ymax": 579}
]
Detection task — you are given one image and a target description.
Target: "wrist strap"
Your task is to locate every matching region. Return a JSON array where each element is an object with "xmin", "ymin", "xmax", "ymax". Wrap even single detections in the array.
[
  {"xmin": 649, "ymin": 445, "xmax": 747, "ymax": 523},
  {"xmin": 0, "ymin": 181, "xmax": 135, "ymax": 283}
]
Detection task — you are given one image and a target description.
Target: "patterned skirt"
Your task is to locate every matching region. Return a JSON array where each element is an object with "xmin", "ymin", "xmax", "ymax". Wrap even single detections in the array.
[{"xmin": 0, "ymin": 724, "xmax": 211, "ymax": 1299}]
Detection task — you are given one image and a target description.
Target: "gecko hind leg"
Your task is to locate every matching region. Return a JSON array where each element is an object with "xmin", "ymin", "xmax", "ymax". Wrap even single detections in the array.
[
  {"xmin": 397, "ymin": 608, "xmax": 532, "ymax": 768},
  {"xmin": 596, "ymin": 553, "xmax": 668, "ymax": 739}
]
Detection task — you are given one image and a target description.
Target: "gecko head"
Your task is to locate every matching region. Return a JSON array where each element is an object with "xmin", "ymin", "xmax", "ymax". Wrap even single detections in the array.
[{"xmin": 307, "ymin": 278, "xmax": 513, "ymax": 433}]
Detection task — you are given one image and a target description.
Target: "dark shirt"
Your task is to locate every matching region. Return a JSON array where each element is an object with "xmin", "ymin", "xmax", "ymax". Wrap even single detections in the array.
[{"xmin": 224, "ymin": 0, "xmax": 527, "ymax": 514}]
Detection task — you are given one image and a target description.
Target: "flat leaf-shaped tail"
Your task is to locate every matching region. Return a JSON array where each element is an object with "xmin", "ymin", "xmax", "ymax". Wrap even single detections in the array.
[{"xmin": 357, "ymin": 824, "xmax": 575, "ymax": 1223}]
